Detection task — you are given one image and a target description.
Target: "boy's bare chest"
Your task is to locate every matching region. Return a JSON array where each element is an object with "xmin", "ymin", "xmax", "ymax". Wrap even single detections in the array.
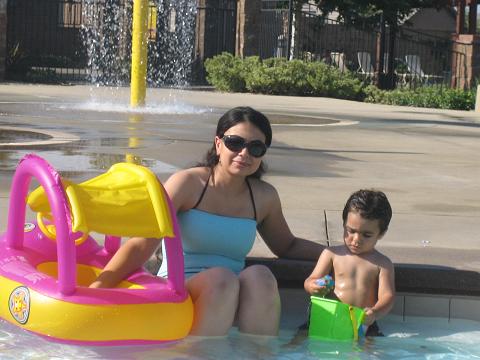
[{"xmin": 333, "ymin": 255, "xmax": 379, "ymax": 284}]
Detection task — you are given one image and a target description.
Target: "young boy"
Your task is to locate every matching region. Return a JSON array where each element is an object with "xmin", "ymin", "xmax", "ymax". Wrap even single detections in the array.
[{"xmin": 304, "ymin": 189, "xmax": 395, "ymax": 336}]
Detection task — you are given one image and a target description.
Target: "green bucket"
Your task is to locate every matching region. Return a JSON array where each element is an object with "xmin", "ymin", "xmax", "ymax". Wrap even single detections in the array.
[{"xmin": 308, "ymin": 296, "xmax": 365, "ymax": 341}]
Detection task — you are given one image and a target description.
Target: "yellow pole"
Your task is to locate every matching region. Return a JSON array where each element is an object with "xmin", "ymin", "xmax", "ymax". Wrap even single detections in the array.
[
  {"xmin": 126, "ymin": 114, "xmax": 143, "ymax": 164},
  {"xmin": 130, "ymin": 0, "xmax": 149, "ymax": 107}
]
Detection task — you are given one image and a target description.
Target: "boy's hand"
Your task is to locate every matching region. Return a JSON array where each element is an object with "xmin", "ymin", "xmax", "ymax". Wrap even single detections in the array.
[
  {"xmin": 305, "ymin": 278, "xmax": 331, "ymax": 296},
  {"xmin": 363, "ymin": 307, "xmax": 376, "ymax": 326}
]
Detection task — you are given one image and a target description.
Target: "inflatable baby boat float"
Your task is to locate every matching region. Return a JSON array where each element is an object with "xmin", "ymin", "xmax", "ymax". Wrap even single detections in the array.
[{"xmin": 0, "ymin": 154, "xmax": 193, "ymax": 345}]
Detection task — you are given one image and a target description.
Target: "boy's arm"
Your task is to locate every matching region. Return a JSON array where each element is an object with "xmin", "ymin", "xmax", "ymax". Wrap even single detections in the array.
[
  {"xmin": 304, "ymin": 248, "xmax": 334, "ymax": 296},
  {"xmin": 90, "ymin": 170, "xmax": 191, "ymax": 288},
  {"xmin": 364, "ymin": 258, "xmax": 395, "ymax": 326},
  {"xmin": 90, "ymin": 237, "xmax": 161, "ymax": 288}
]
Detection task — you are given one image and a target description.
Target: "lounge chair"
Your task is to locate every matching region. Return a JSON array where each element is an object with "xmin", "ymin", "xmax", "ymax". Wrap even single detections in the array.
[
  {"xmin": 404, "ymin": 54, "xmax": 436, "ymax": 84},
  {"xmin": 330, "ymin": 52, "xmax": 347, "ymax": 72},
  {"xmin": 357, "ymin": 51, "xmax": 374, "ymax": 77}
]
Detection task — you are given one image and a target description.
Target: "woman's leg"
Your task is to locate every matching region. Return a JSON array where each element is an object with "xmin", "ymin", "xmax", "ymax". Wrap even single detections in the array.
[
  {"xmin": 186, "ymin": 267, "xmax": 240, "ymax": 336},
  {"xmin": 237, "ymin": 265, "xmax": 281, "ymax": 335}
]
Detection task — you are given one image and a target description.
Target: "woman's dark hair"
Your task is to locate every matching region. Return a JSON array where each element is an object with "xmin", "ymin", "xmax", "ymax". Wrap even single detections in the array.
[
  {"xmin": 342, "ymin": 189, "xmax": 392, "ymax": 234},
  {"xmin": 198, "ymin": 106, "xmax": 272, "ymax": 179}
]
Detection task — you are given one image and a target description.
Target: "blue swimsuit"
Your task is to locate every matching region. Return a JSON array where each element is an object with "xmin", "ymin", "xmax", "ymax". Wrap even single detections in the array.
[{"xmin": 158, "ymin": 174, "xmax": 258, "ymax": 278}]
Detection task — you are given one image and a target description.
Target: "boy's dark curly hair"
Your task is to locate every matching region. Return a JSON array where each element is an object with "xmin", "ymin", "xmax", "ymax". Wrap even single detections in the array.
[{"xmin": 342, "ymin": 189, "xmax": 392, "ymax": 234}]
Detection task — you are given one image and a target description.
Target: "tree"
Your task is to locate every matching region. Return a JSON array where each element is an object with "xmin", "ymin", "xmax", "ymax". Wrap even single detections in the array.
[{"xmin": 312, "ymin": 0, "xmax": 451, "ymax": 27}]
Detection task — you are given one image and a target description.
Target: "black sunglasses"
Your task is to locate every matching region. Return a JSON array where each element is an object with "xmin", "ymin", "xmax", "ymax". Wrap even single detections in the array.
[{"xmin": 221, "ymin": 135, "xmax": 268, "ymax": 158}]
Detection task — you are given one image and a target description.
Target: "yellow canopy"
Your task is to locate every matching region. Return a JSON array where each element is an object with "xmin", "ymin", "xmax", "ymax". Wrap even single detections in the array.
[{"xmin": 27, "ymin": 163, "xmax": 174, "ymax": 239}]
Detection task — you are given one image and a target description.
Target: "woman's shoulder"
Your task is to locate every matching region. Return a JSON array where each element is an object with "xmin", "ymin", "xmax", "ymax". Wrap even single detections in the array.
[
  {"xmin": 248, "ymin": 177, "xmax": 278, "ymax": 198},
  {"xmin": 165, "ymin": 167, "xmax": 211, "ymax": 211},
  {"xmin": 168, "ymin": 166, "xmax": 210, "ymax": 185},
  {"xmin": 247, "ymin": 178, "xmax": 281, "ymax": 220},
  {"xmin": 165, "ymin": 167, "xmax": 210, "ymax": 197}
]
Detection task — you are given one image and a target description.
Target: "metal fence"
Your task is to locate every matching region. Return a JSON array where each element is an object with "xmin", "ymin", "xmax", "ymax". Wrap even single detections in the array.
[
  {"xmin": 384, "ymin": 27, "xmax": 464, "ymax": 89},
  {"xmin": 194, "ymin": 0, "xmax": 237, "ymax": 83},
  {"xmin": 197, "ymin": 0, "xmax": 236, "ymax": 59},
  {"xmin": 6, "ymin": 0, "xmax": 88, "ymax": 82},
  {"xmin": 258, "ymin": 0, "xmax": 292, "ymax": 59},
  {"xmin": 5, "ymin": 0, "xmax": 469, "ymax": 89},
  {"xmin": 258, "ymin": 1, "xmax": 468, "ymax": 89},
  {"xmin": 5, "ymin": 0, "xmax": 236, "ymax": 85}
]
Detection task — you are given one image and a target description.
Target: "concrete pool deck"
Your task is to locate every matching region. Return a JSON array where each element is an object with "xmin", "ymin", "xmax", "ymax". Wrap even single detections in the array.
[{"xmin": 0, "ymin": 83, "xmax": 479, "ymax": 303}]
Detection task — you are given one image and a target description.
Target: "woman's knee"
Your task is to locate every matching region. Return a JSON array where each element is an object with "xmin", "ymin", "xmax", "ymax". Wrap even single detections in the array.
[
  {"xmin": 239, "ymin": 265, "xmax": 278, "ymax": 296},
  {"xmin": 237, "ymin": 265, "xmax": 280, "ymax": 334},
  {"xmin": 189, "ymin": 267, "xmax": 240, "ymax": 301}
]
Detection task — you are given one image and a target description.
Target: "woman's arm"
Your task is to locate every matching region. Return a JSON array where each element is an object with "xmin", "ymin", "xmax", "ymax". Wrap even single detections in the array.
[{"xmin": 256, "ymin": 185, "xmax": 324, "ymax": 260}]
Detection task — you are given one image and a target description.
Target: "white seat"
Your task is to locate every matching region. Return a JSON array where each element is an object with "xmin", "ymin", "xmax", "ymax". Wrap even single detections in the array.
[
  {"xmin": 330, "ymin": 52, "xmax": 347, "ymax": 72},
  {"xmin": 357, "ymin": 51, "xmax": 374, "ymax": 76},
  {"xmin": 405, "ymin": 54, "xmax": 426, "ymax": 77},
  {"xmin": 404, "ymin": 54, "xmax": 438, "ymax": 84},
  {"xmin": 383, "ymin": 53, "xmax": 389, "ymax": 74}
]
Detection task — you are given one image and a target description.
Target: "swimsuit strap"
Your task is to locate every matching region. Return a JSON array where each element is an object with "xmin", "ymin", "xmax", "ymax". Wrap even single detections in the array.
[
  {"xmin": 193, "ymin": 172, "xmax": 211, "ymax": 209},
  {"xmin": 246, "ymin": 178, "xmax": 257, "ymax": 222},
  {"xmin": 193, "ymin": 171, "xmax": 257, "ymax": 221}
]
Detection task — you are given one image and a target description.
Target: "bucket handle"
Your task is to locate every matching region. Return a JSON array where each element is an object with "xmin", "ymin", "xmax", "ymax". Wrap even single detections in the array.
[{"xmin": 348, "ymin": 306, "xmax": 359, "ymax": 341}]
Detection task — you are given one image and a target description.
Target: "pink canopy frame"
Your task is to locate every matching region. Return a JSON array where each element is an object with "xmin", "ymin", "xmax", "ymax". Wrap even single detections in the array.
[{"xmin": 4, "ymin": 154, "xmax": 185, "ymax": 297}]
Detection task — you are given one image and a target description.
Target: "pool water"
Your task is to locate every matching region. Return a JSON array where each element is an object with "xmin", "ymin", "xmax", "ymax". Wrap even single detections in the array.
[{"xmin": 1, "ymin": 314, "xmax": 479, "ymax": 359}]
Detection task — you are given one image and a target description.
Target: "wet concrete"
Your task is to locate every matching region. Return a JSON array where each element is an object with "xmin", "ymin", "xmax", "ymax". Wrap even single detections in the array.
[
  {"xmin": 0, "ymin": 128, "xmax": 51, "ymax": 143},
  {"xmin": 0, "ymin": 83, "xmax": 479, "ymax": 296}
]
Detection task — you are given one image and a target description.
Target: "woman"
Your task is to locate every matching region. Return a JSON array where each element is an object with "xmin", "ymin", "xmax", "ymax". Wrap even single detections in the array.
[{"xmin": 91, "ymin": 106, "xmax": 324, "ymax": 336}]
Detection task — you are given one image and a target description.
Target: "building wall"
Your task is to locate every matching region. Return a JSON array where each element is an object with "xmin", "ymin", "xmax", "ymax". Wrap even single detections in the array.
[
  {"xmin": 405, "ymin": 8, "xmax": 456, "ymax": 32},
  {"xmin": 402, "ymin": 8, "xmax": 456, "ymax": 38},
  {"xmin": 452, "ymin": 34, "xmax": 480, "ymax": 89}
]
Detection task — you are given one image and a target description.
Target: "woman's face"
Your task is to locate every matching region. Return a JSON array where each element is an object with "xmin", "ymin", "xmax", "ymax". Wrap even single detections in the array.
[{"xmin": 215, "ymin": 121, "xmax": 267, "ymax": 177}]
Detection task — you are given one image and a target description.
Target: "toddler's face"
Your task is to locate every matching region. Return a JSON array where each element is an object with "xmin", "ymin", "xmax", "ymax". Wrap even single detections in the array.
[{"xmin": 343, "ymin": 211, "xmax": 383, "ymax": 255}]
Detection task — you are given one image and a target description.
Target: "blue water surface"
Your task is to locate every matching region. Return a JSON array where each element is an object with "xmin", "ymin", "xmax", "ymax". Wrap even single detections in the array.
[{"xmin": 1, "ymin": 315, "xmax": 479, "ymax": 359}]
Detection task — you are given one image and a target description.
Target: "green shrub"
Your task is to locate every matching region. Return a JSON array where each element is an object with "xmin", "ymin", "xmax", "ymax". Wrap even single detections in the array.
[
  {"xmin": 246, "ymin": 59, "xmax": 313, "ymax": 96},
  {"xmin": 364, "ymin": 85, "xmax": 475, "ymax": 110},
  {"xmin": 205, "ymin": 54, "xmax": 365, "ymax": 100},
  {"xmin": 204, "ymin": 54, "xmax": 474, "ymax": 110},
  {"xmin": 307, "ymin": 62, "xmax": 365, "ymax": 100},
  {"xmin": 25, "ymin": 69, "xmax": 62, "ymax": 84},
  {"xmin": 436, "ymin": 87, "xmax": 476, "ymax": 110},
  {"xmin": 204, "ymin": 52, "xmax": 248, "ymax": 92}
]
